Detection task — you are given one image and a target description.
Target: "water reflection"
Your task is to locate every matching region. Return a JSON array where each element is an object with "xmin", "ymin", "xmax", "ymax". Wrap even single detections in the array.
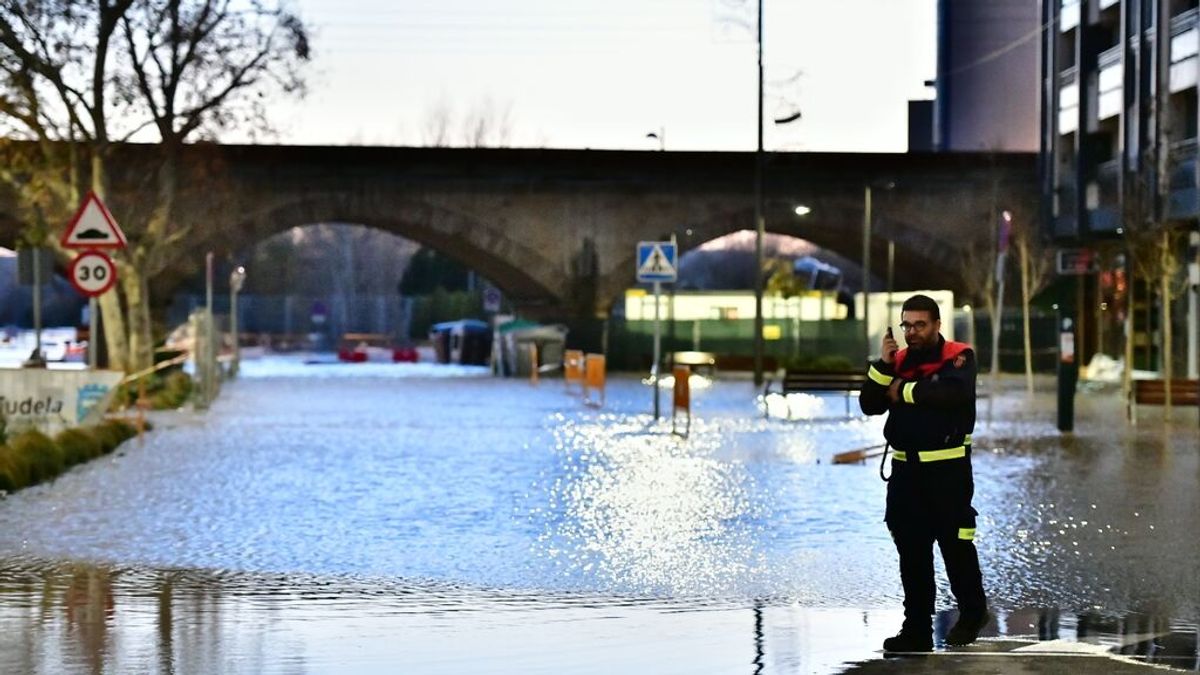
[
  {"xmin": 2, "ymin": 560, "xmax": 1196, "ymax": 674},
  {"xmin": 0, "ymin": 370, "xmax": 1196, "ymax": 672}
]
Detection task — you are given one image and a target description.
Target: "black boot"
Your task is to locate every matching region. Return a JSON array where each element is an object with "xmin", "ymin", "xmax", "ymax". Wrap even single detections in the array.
[
  {"xmin": 945, "ymin": 610, "xmax": 991, "ymax": 647},
  {"xmin": 882, "ymin": 629, "xmax": 933, "ymax": 653}
]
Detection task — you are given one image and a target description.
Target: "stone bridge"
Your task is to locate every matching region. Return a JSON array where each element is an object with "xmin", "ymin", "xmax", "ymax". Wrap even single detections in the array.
[{"xmin": 0, "ymin": 145, "xmax": 1037, "ymax": 317}]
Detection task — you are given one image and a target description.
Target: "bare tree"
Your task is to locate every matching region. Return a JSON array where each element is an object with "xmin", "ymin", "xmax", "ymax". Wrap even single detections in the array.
[
  {"xmin": 0, "ymin": 0, "xmax": 310, "ymax": 371},
  {"xmin": 1010, "ymin": 204, "xmax": 1054, "ymax": 395},
  {"xmin": 421, "ymin": 96, "xmax": 452, "ymax": 146},
  {"xmin": 420, "ymin": 95, "xmax": 513, "ymax": 148}
]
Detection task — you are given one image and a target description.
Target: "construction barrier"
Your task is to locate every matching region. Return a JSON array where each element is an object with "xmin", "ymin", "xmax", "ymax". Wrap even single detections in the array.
[
  {"xmin": 564, "ymin": 349, "xmax": 584, "ymax": 391},
  {"xmin": 671, "ymin": 364, "xmax": 691, "ymax": 437},
  {"xmin": 529, "ymin": 343, "xmax": 540, "ymax": 385},
  {"xmin": 584, "ymin": 353, "xmax": 606, "ymax": 407}
]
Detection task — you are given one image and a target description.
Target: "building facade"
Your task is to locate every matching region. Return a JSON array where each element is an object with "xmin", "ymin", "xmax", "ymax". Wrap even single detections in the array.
[
  {"xmin": 1041, "ymin": 0, "xmax": 1200, "ymax": 376},
  {"xmin": 937, "ymin": 0, "xmax": 1041, "ymax": 152},
  {"xmin": 1041, "ymin": 0, "xmax": 1200, "ymax": 239}
]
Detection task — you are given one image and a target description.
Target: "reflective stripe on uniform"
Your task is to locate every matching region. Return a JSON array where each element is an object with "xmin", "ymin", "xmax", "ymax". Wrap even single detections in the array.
[
  {"xmin": 890, "ymin": 445, "xmax": 967, "ymax": 463},
  {"xmin": 868, "ymin": 365, "xmax": 894, "ymax": 386},
  {"xmin": 964, "ymin": 433, "xmax": 972, "ymax": 445},
  {"xmin": 958, "ymin": 528, "xmax": 976, "ymax": 541},
  {"xmin": 902, "ymin": 381, "xmax": 917, "ymax": 404}
]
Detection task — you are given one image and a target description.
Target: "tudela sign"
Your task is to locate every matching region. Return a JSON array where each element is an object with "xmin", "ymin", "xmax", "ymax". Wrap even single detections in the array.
[{"xmin": 0, "ymin": 369, "xmax": 124, "ymax": 435}]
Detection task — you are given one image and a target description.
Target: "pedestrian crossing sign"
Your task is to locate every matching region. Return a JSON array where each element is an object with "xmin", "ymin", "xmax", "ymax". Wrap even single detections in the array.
[{"xmin": 636, "ymin": 241, "xmax": 677, "ymax": 283}]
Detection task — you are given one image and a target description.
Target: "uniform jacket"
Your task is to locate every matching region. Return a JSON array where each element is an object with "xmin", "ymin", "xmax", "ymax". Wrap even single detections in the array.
[{"xmin": 859, "ymin": 336, "xmax": 977, "ymax": 453}]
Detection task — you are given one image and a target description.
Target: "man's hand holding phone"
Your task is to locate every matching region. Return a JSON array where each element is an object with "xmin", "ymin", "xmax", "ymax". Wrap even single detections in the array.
[{"xmin": 881, "ymin": 326, "xmax": 899, "ymax": 364}]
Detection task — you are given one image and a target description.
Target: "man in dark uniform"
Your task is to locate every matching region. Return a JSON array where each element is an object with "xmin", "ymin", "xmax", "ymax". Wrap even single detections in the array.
[{"xmin": 860, "ymin": 294, "xmax": 989, "ymax": 652}]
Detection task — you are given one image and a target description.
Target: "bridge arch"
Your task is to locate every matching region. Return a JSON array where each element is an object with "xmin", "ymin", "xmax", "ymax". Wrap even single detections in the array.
[
  {"xmin": 596, "ymin": 197, "xmax": 974, "ymax": 312},
  {"xmin": 228, "ymin": 193, "xmax": 563, "ymax": 308}
]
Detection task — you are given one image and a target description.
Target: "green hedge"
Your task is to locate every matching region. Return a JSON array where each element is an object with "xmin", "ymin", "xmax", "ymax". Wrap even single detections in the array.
[
  {"xmin": 0, "ymin": 419, "xmax": 142, "ymax": 493},
  {"xmin": 113, "ymin": 371, "xmax": 194, "ymax": 411}
]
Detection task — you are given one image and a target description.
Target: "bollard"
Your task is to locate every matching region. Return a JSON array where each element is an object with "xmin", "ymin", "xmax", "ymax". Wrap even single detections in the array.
[
  {"xmin": 530, "ymin": 343, "xmax": 539, "ymax": 385},
  {"xmin": 564, "ymin": 349, "xmax": 584, "ymax": 392},
  {"xmin": 671, "ymin": 364, "xmax": 690, "ymax": 437},
  {"xmin": 583, "ymin": 353, "xmax": 606, "ymax": 407}
]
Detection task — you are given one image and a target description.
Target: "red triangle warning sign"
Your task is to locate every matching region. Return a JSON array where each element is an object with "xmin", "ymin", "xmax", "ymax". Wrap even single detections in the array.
[{"xmin": 61, "ymin": 191, "xmax": 127, "ymax": 249}]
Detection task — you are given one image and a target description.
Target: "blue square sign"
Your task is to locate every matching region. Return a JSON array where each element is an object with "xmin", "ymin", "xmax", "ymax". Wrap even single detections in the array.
[{"xmin": 636, "ymin": 241, "xmax": 677, "ymax": 283}]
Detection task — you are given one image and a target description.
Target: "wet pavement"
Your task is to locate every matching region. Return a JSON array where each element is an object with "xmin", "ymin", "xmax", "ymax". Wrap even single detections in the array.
[{"xmin": 0, "ymin": 357, "xmax": 1196, "ymax": 673}]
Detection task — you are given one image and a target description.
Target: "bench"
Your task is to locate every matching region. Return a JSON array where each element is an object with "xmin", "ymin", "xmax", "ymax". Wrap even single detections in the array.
[
  {"xmin": 763, "ymin": 370, "xmax": 867, "ymax": 419},
  {"xmin": 1130, "ymin": 379, "xmax": 1200, "ymax": 425}
]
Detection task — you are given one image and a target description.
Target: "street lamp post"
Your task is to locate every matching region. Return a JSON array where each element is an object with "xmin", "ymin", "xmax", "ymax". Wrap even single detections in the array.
[
  {"xmin": 862, "ymin": 185, "xmax": 872, "ymax": 362},
  {"xmin": 229, "ymin": 266, "xmax": 246, "ymax": 378},
  {"xmin": 753, "ymin": 0, "xmax": 766, "ymax": 386}
]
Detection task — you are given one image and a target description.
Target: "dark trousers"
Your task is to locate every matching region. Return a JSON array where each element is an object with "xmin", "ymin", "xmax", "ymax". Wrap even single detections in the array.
[
  {"xmin": 886, "ymin": 458, "xmax": 987, "ymax": 633},
  {"xmin": 890, "ymin": 520, "xmax": 987, "ymax": 633}
]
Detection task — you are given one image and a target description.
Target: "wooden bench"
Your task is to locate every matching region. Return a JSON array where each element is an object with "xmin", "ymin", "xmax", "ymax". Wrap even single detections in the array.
[
  {"xmin": 1130, "ymin": 379, "xmax": 1200, "ymax": 425},
  {"xmin": 763, "ymin": 370, "xmax": 868, "ymax": 419}
]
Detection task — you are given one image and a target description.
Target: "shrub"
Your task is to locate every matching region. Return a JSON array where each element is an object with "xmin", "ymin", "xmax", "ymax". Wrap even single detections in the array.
[
  {"xmin": 55, "ymin": 428, "xmax": 104, "ymax": 465},
  {"xmin": 0, "ymin": 446, "xmax": 29, "ymax": 492},
  {"xmin": 6, "ymin": 430, "xmax": 65, "ymax": 484},
  {"xmin": 782, "ymin": 354, "xmax": 857, "ymax": 373},
  {"xmin": 112, "ymin": 371, "xmax": 194, "ymax": 411},
  {"xmin": 0, "ymin": 417, "xmax": 145, "ymax": 494},
  {"xmin": 90, "ymin": 419, "xmax": 135, "ymax": 453},
  {"xmin": 151, "ymin": 371, "xmax": 194, "ymax": 409}
]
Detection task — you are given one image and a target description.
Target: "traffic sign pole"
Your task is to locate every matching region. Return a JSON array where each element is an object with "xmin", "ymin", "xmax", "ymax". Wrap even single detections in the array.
[
  {"xmin": 635, "ymin": 240, "xmax": 676, "ymax": 423},
  {"xmin": 653, "ymin": 281, "xmax": 662, "ymax": 421},
  {"xmin": 62, "ymin": 192, "xmax": 126, "ymax": 370},
  {"xmin": 88, "ymin": 297, "xmax": 98, "ymax": 369}
]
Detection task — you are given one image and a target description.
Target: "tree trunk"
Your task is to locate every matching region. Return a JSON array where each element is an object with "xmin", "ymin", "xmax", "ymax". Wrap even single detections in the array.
[
  {"xmin": 97, "ymin": 289, "xmax": 128, "ymax": 372},
  {"xmin": 1019, "ymin": 237, "xmax": 1034, "ymax": 396},
  {"xmin": 122, "ymin": 264, "xmax": 155, "ymax": 373},
  {"xmin": 91, "ymin": 157, "xmax": 129, "ymax": 371},
  {"xmin": 1161, "ymin": 230, "xmax": 1173, "ymax": 412},
  {"xmin": 1123, "ymin": 256, "xmax": 1135, "ymax": 413}
]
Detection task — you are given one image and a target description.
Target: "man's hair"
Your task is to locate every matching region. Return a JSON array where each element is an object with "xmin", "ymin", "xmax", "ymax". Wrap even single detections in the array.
[{"xmin": 901, "ymin": 294, "xmax": 940, "ymax": 321}]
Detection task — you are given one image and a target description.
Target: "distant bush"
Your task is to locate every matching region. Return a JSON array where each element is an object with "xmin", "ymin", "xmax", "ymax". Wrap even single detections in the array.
[
  {"xmin": 113, "ymin": 370, "xmax": 194, "ymax": 411},
  {"xmin": 0, "ymin": 419, "xmax": 142, "ymax": 494},
  {"xmin": 55, "ymin": 428, "xmax": 104, "ymax": 465},
  {"xmin": 151, "ymin": 371, "xmax": 194, "ymax": 409},
  {"xmin": 782, "ymin": 354, "xmax": 858, "ymax": 373}
]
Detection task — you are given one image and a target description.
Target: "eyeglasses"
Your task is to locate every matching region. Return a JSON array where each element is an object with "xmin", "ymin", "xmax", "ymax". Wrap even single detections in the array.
[{"xmin": 898, "ymin": 321, "xmax": 929, "ymax": 333}]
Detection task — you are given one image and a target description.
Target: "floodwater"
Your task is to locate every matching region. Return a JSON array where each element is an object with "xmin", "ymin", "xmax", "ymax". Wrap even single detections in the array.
[{"xmin": 0, "ymin": 357, "xmax": 1196, "ymax": 673}]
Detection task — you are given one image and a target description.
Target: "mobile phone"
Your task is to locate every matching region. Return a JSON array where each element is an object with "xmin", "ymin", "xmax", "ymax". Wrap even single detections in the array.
[{"xmin": 886, "ymin": 326, "xmax": 894, "ymax": 340}]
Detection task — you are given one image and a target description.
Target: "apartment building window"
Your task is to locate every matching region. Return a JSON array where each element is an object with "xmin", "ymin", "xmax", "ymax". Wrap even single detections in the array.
[
  {"xmin": 1170, "ymin": 0, "xmax": 1199, "ymax": 17},
  {"xmin": 1059, "ymin": 28, "xmax": 1078, "ymax": 70},
  {"xmin": 1175, "ymin": 91, "xmax": 1200, "ymax": 140}
]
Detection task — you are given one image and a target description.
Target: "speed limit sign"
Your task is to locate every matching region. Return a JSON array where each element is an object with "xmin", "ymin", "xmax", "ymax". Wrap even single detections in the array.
[{"xmin": 69, "ymin": 250, "xmax": 118, "ymax": 297}]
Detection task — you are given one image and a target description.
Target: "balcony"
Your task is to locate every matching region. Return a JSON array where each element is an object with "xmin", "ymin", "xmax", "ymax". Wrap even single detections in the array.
[
  {"xmin": 1053, "ymin": 177, "xmax": 1079, "ymax": 239},
  {"xmin": 1171, "ymin": 8, "xmax": 1199, "ymax": 92},
  {"xmin": 1089, "ymin": 160, "xmax": 1122, "ymax": 235},
  {"xmin": 1098, "ymin": 45, "xmax": 1124, "ymax": 120},
  {"xmin": 1061, "ymin": 0, "xmax": 1081, "ymax": 32},
  {"xmin": 1096, "ymin": 159, "xmax": 1120, "ymax": 208},
  {"xmin": 1060, "ymin": 67, "xmax": 1080, "ymax": 134},
  {"xmin": 1168, "ymin": 138, "xmax": 1199, "ymax": 217}
]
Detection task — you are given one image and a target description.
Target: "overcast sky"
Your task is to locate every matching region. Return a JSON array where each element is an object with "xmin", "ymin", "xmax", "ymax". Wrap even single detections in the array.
[{"xmin": 262, "ymin": 0, "xmax": 937, "ymax": 152}]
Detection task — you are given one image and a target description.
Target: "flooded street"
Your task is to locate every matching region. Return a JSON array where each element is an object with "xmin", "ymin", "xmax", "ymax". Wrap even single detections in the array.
[{"xmin": 0, "ymin": 358, "xmax": 1197, "ymax": 673}]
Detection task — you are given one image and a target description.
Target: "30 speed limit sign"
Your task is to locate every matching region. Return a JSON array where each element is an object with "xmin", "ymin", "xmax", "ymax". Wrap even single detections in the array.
[{"xmin": 69, "ymin": 250, "xmax": 118, "ymax": 297}]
